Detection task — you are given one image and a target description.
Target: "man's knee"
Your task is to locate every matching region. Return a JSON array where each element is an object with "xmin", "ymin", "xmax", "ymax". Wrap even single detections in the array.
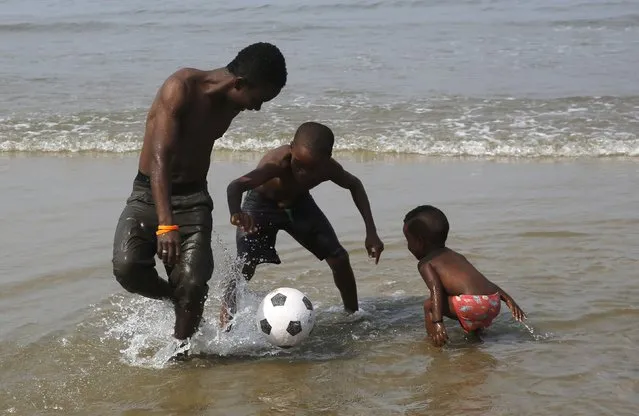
[
  {"xmin": 325, "ymin": 250, "xmax": 350, "ymax": 271},
  {"xmin": 174, "ymin": 276, "xmax": 209, "ymax": 308},
  {"xmin": 113, "ymin": 255, "xmax": 142, "ymax": 292}
]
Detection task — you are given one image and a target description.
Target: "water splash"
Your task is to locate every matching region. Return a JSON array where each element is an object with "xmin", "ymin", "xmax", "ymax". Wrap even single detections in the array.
[
  {"xmin": 102, "ymin": 233, "xmax": 281, "ymax": 368},
  {"xmin": 520, "ymin": 320, "xmax": 553, "ymax": 342},
  {"xmin": 99, "ymin": 232, "xmax": 547, "ymax": 368}
]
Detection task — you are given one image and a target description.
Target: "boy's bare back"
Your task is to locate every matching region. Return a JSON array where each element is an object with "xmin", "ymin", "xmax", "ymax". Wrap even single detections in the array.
[
  {"xmin": 403, "ymin": 205, "xmax": 526, "ymax": 346},
  {"xmin": 426, "ymin": 249, "xmax": 502, "ymax": 297}
]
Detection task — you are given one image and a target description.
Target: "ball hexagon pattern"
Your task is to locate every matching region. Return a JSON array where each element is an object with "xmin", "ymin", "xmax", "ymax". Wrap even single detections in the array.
[{"xmin": 256, "ymin": 287, "xmax": 316, "ymax": 348}]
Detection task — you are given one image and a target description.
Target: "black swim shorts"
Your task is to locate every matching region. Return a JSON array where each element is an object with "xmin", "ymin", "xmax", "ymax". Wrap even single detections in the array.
[{"xmin": 236, "ymin": 190, "xmax": 346, "ymax": 271}]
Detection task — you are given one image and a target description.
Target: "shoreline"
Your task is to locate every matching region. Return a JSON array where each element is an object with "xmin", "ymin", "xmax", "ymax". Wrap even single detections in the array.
[
  {"xmin": 1, "ymin": 149, "xmax": 638, "ymax": 164},
  {"xmin": 2, "ymin": 139, "xmax": 637, "ymax": 416}
]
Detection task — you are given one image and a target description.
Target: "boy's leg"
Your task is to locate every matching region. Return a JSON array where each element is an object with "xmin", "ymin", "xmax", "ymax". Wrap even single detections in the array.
[
  {"xmin": 220, "ymin": 224, "xmax": 281, "ymax": 330},
  {"xmin": 220, "ymin": 191, "xmax": 286, "ymax": 328},
  {"xmin": 325, "ymin": 253, "xmax": 358, "ymax": 313},
  {"xmin": 284, "ymin": 194, "xmax": 357, "ymax": 312},
  {"xmin": 112, "ymin": 186, "xmax": 173, "ymax": 301},
  {"xmin": 219, "ymin": 223, "xmax": 280, "ymax": 328}
]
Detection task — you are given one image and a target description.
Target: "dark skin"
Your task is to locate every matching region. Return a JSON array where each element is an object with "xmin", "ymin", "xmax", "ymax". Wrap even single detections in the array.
[
  {"xmin": 222, "ymin": 142, "xmax": 384, "ymax": 326},
  {"xmin": 404, "ymin": 224, "xmax": 526, "ymax": 347},
  {"xmin": 138, "ymin": 67, "xmax": 280, "ymax": 266}
]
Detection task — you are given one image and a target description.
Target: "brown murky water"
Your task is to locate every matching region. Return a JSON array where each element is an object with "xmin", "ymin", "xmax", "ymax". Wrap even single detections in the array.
[{"xmin": 1, "ymin": 153, "xmax": 637, "ymax": 415}]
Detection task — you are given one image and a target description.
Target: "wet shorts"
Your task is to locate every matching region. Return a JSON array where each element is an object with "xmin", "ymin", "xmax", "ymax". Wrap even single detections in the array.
[
  {"xmin": 112, "ymin": 171, "xmax": 214, "ymax": 303},
  {"xmin": 236, "ymin": 190, "xmax": 346, "ymax": 274},
  {"xmin": 451, "ymin": 293, "xmax": 501, "ymax": 332}
]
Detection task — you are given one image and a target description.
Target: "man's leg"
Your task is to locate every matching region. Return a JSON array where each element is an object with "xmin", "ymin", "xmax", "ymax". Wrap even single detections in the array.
[
  {"xmin": 168, "ymin": 234, "xmax": 213, "ymax": 340},
  {"xmin": 112, "ymin": 193, "xmax": 173, "ymax": 301},
  {"xmin": 167, "ymin": 194, "xmax": 214, "ymax": 341}
]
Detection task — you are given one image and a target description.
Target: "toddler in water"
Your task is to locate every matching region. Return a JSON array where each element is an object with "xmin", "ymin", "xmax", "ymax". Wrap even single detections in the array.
[{"xmin": 403, "ymin": 205, "xmax": 526, "ymax": 346}]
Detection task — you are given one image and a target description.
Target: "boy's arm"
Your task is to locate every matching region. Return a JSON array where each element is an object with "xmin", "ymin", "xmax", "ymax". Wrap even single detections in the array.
[
  {"xmin": 418, "ymin": 262, "xmax": 448, "ymax": 346},
  {"xmin": 328, "ymin": 160, "xmax": 384, "ymax": 263},
  {"xmin": 495, "ymin": 284, "xmax": 526, "ymax": 322},
  {"xmin": 226, "ymin": 163, "xmax": 282, "ymax": 229},
  {"xmin": 418, "ymin": 262, "xmax": 445, "ymax": 323}
]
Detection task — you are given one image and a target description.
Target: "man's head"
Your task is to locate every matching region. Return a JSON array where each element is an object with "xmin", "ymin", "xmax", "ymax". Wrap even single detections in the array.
[
  {"xmin": 289, "ymin": 122, "xmax": 335, "ymax": 185},
  {"xmin": 403, "ymin": 205, "xmax": 449, "ymax": 259},
  {"xmin": 226, "ymin": 42, "xmax": 287, "ymax": 111}
]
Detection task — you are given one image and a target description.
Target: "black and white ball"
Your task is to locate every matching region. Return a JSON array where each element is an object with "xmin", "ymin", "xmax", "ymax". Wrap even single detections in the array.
[{"xmin": 256, "ymin": 287, "xmax": 315, "ymax": 348}]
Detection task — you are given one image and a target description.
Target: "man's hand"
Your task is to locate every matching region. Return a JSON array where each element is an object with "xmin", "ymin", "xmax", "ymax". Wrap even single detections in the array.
[
  {"xmin": 432, "ymin": 322, "xmax": 449, "ymax": 347},
  {"xmin": 365, "ymin": 232, "xmax": 384, "ymax": 264},
  {"xmin": 231, "ymin": 212, "xmax": 257, "ymax": 234},
  {"xmin": 157, "ymin": 230, "xmax": 181, "ymax": 266}
]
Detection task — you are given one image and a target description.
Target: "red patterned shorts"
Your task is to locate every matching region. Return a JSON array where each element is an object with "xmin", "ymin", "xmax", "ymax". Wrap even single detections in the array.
[{"xmin": 451, "ymin": 293, "xmax": 501, "ymax": 332}]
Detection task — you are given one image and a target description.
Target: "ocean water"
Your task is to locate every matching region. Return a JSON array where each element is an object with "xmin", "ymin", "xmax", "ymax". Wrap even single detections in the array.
[
  {"xmin": 1, "ymin": 0, "xmax": 638, "ymax": 415},
  {"xmin": 1, "ymin": 0, "xmax": 638, "ymax": 156}
]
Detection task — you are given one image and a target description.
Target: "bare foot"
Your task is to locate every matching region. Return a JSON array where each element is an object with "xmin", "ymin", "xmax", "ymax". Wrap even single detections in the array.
[{"xmin": 219, "ymin": 306, "xmax": 234, "ymax": 332}]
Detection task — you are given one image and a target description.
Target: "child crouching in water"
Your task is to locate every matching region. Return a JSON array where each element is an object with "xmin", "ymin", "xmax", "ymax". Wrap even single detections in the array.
[{"xmin": 403, "ymin": 205, "xmax": 526, "ymax": 347}]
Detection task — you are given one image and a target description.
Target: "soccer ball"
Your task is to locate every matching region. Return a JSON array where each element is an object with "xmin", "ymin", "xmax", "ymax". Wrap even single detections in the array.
[{"xmin": 256, "ymin": 287, "xmax": 315, "ymax": 348}]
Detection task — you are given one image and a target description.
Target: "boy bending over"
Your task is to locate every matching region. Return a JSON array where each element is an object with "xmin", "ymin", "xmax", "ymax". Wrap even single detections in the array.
[
  {"xmin": 221, "ymin": 122, "xmax": 384, "ymax": 328},
  {"xmin": 403, "ymin": 205, "xmax": 526, "ymax": 347}
]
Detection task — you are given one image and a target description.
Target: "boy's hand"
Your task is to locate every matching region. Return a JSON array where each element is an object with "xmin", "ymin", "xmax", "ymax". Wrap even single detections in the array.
[
  {"xmin": 230, "ymin": 212, "xmax": 257, "ymax": 234},
  {"xmin": 365, "ymin": 233, "xmax": 384, "ymax": 264},
  {"xmin": 432, "ymin": 322, "xmax": 448, "ymax": 347},
  {"xmin": 506, "ymin": 299, "xmax": 527, "ymax": 322}
]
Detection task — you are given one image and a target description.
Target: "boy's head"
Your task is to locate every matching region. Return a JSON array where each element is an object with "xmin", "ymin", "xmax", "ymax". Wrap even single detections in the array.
[
  {"xmin": 403, "ymin": 205, "xmax": 449, "ymax": 259},
  {"xmin": 226, "ymin": 42, "xmax": 287, "ymax": 111},
  {"xmin": 289, "ymin": 122, "xmax": 335, "ymax": 185}
]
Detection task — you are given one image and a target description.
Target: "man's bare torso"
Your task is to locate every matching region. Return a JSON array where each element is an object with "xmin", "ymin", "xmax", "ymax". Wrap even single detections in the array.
[{"xmin": 138, "ymin": 68, "xmax": 240, "ymax": 184}]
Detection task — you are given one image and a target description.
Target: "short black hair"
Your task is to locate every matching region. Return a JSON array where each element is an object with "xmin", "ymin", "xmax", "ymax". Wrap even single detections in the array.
[
  {"xmin": 403, "ymin": 205, "xmax": 449, "ymax": 247},
  {"xmin": 293, "ymin": 122, "xmax": 335, "ymax": 157},
  {"xmin": 226, "ymin": 42, "xmax": 287, "ymax": 89}
]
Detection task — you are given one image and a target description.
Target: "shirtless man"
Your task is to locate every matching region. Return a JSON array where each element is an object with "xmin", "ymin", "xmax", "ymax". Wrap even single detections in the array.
[
  {"xmin": 112, "ymin": 43, "xmax": 287, "ymax": 351},
  {"xmin": 220, "ymin": 121, "xmax": 385, "ymax": 329},
  {"xmin": 403, "ymin": 205, "xmax": 526, "ymax": 347}
]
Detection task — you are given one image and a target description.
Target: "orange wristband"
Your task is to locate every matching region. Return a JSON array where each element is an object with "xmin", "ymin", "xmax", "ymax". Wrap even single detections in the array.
[{"xmin": 156, "ymin": 225, "xmax": 179, "ymax": 236}]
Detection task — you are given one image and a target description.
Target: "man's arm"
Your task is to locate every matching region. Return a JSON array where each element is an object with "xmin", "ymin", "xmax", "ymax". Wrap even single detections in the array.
[
  {"xmin": 226, "ymin": 163, "xmax": 283, "ymax": 216},
  {"xmin": 328, "ymin": 160, "xmax": 377, "ymax": 234},
  {"xmin": 418, "ymin": 262, "xmax": 445, "ymax": 323},
  {"xmin": 149, "ymin": 77, "xmax": 189, "ymax": 226}
]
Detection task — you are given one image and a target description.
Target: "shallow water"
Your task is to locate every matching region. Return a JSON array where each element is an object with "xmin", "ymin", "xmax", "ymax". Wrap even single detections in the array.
[
  {"xmin": 1, "ymin": 0, "xmax": 638, "ymax": 413},
  {"xmin": 1, "ymin": 154, "xmax": 637, "ymax": 415}
]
